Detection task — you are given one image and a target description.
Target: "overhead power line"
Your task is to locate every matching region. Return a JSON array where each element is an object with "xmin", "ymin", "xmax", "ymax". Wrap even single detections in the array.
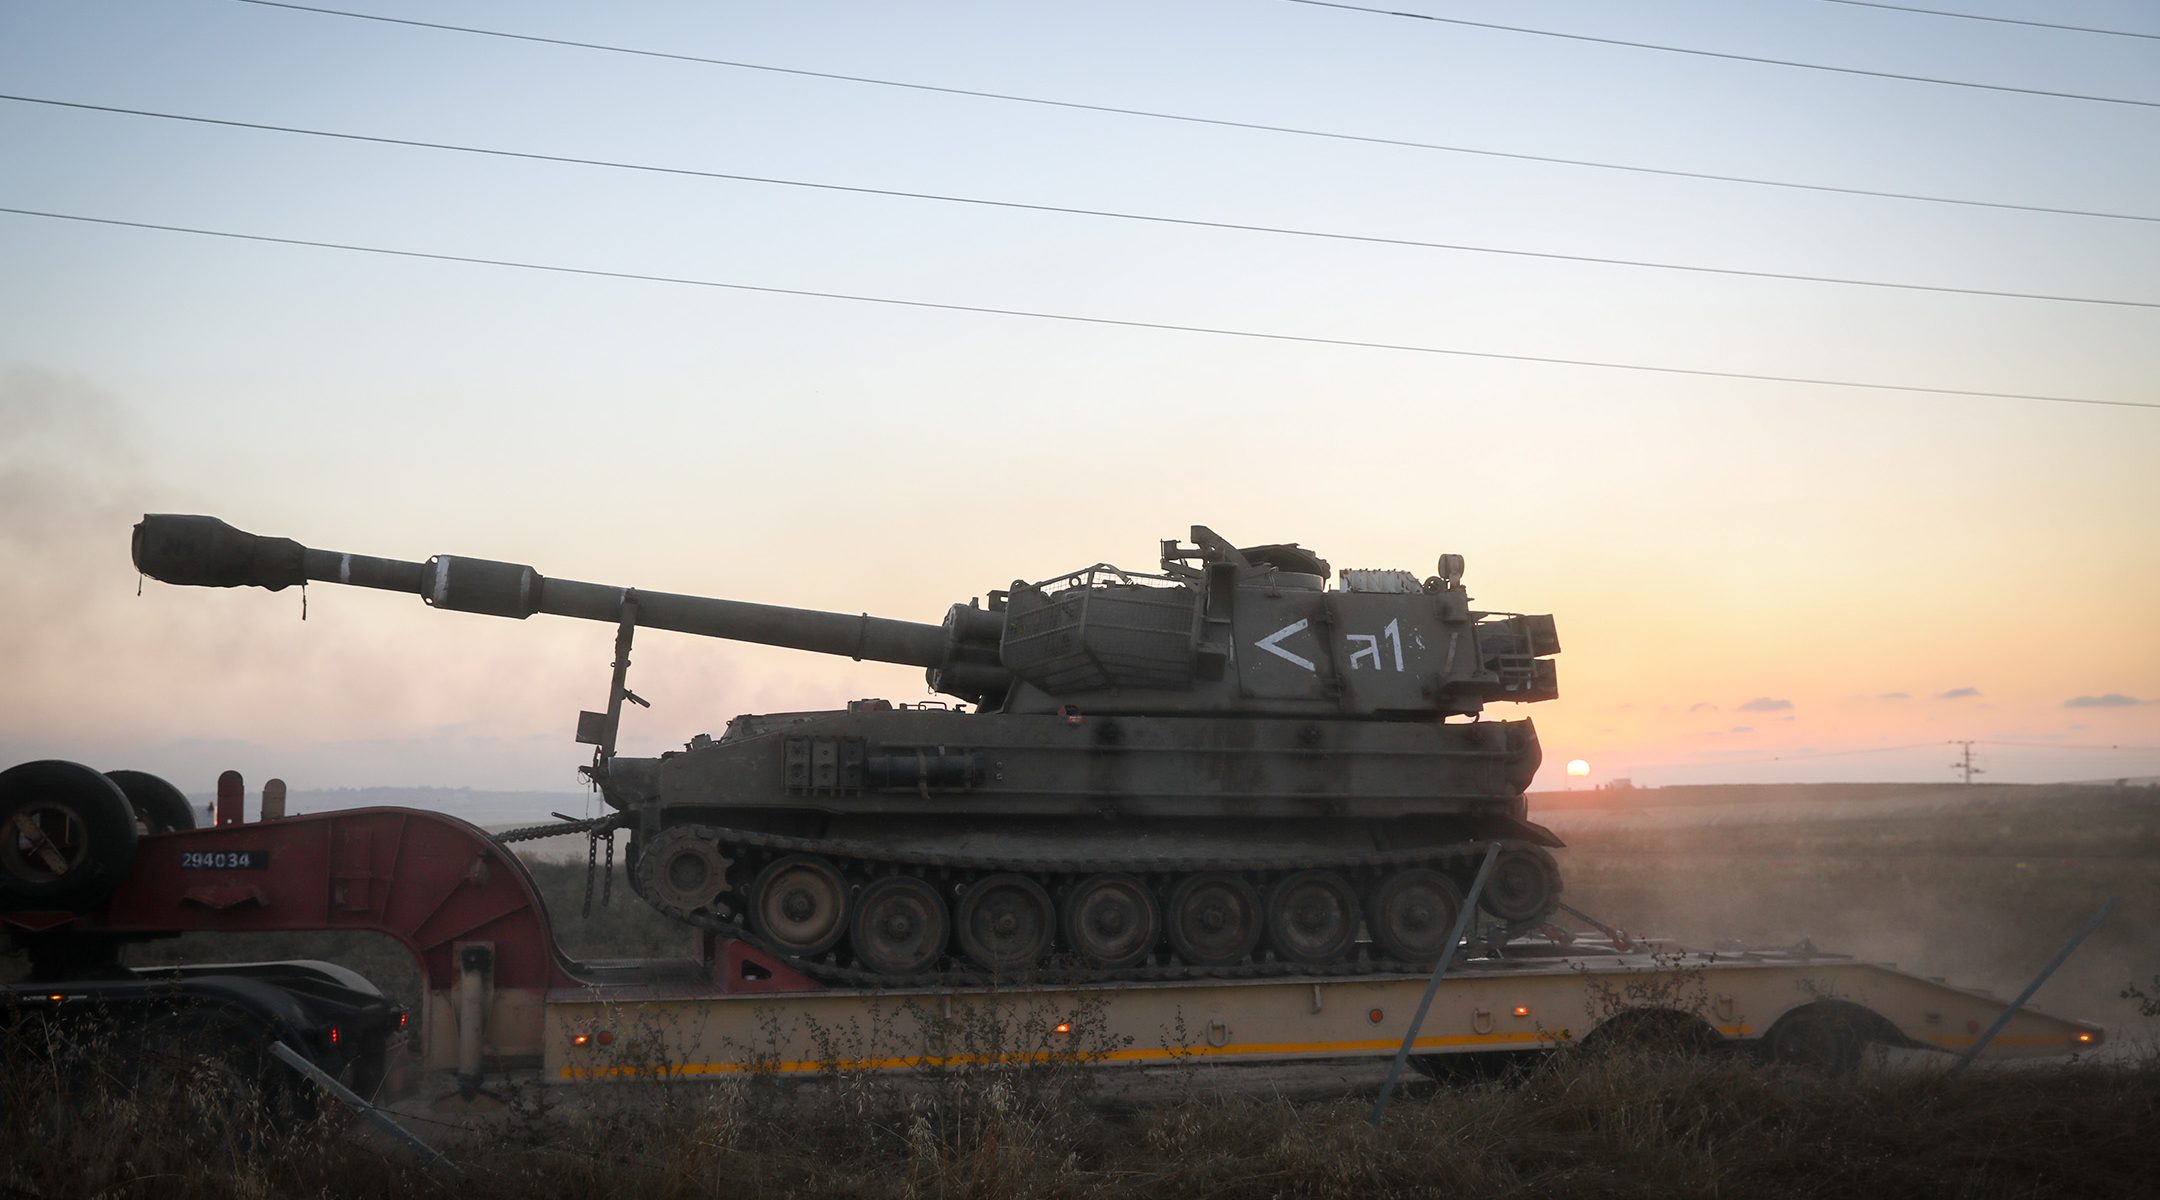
[
  {"xmin": 13, "ymin": 95, "xmax": 2156, "ymax": 313},
  {"xmin": 1601, "ymin": 736, "xmax": 2160, "ymax": 775},
  {"xmin": 1693, "ymin": 737, "xmax": 2160, "ymax": 767},
  {"xmin": 4, "ymin": 205, "xmax": 2152, "ymax": 412},
  {"xmin": 1597, "ymin": 741, "xmax": 1948, "ymax": 774},
  {"xmin": 1280, "ymin": 0, "xmax": 2160, "ymax": 109},
  {"xmin": 226, "ymin": 1, "xmax": 2158, "ymax": 225},
  {"xmin": 1979, "ymin": 739, "xmax": 2160, "ymax": 752},
  {"xmin": 1813, "ymin": 0, "xmax": 2160, "ymax": 42},
  {"xmin": 1767, "ymin": 741, "xmax": 1947, "ymax": 761}
]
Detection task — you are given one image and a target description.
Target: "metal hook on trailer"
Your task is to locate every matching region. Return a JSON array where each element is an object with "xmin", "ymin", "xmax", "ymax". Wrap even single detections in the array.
[
  {"xmin": 268, "ymin": 1041, "xmax": 460, "ymax": 1175},
  {"xmin": 1370, "ymin": 841, "xmax": 1502, "ymax": 1124},
  {"xmin": 1950, "ymin": 897, "xmax": 2116, "ymax": 1077}
]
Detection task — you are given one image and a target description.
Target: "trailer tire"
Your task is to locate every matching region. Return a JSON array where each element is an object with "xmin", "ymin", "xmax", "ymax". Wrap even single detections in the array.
[
  {"xmin": 106, "ymin": 769, "xmax": 199, "ymax": 833},
  {"xmin": 1581, "ymin": 1008, "xmax": 1722, "ymax": 1057},
  {"xmin": 1759, "ymin": 1001, "xmax": 1894, "ymax": 1074},
  {"xmin": 0, "ymin": 759, "xmax": 140, "ymax": 912},
  {"xmin": 136, "ymin": 1006, "xmax": 306, "ymax": 1131},
  {"xmin": 1410, "ymin": 1048, "xmax": 1543, "ymax": 1084}
]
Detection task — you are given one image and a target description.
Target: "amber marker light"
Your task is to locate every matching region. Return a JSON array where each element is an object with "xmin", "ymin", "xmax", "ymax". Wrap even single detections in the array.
[
  {"xmin": 48, "ymin": 994, "xmax": 64, "ymax": 1002},
  {"xmin": 1513, "ymin": 1006, "xmax": 1531, "ymax": 1018},
  {"xmin": 1053, "ymin": 1021, "xmax": 1072, "ymax": 1035},
  {"xmin": 572, "ymin": 1033, "xmax": 592, "ymax": 1047},
  {"xmin": 2074, "ymin": 1031, "xmax": 2098, "ymax": 1046}
]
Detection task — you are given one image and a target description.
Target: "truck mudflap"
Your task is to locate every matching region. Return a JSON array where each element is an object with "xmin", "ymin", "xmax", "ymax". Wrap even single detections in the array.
[{"xmin": 4, "ymin": 963, "xmax": 408, "ymax": 1106}]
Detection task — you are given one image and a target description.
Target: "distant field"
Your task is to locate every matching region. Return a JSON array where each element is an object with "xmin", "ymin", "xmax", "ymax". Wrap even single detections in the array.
[{"xmin": 1538, "ymin": 782, "xmax": 2160, "ymax": 1049}]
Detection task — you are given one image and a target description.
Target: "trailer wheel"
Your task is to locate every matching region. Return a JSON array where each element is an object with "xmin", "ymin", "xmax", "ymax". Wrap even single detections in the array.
[
  {"xmin": 1410, "ymin": 1048, "xmax": 1543, "ymax": 1084},
  {"xmin": 134, "ymin": 1007, "xmax": 304, "ymax": 1131},
  {"xmin": 1759, "ymin": 1001, "xmax": 1889, "ymax": 1074},
  {"xmin": 0, "ymin": 760, "xmax": 140, "ymax": 911},
  {"xmin": 105, "ymin": 769, "xmax": 199, "ymax": 833},
  {"xmin": 1581, "ymin": 1008, "xmax": 1722, "ymax": 1057}
]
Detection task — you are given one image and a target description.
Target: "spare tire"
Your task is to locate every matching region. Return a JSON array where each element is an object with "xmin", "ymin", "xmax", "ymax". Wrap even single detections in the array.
[
  {"xmin": 106, "ymin": 769, "xmax": 199, "ymax": 833},
  {"xmin": 0, "ymin": 760, "xmax": 141, "ymax": 911}
]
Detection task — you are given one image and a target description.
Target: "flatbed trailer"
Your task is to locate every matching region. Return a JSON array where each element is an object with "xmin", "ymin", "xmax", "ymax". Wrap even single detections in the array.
[{"xmin": 1, "ymin": 769, "xmax": 2106, "ymax": 1102}]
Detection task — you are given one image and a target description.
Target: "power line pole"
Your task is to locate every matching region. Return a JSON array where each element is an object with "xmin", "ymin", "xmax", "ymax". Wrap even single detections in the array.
[{"xmin": 1949, "ymin": 740, "xmax": 1984, "ymax": 784}]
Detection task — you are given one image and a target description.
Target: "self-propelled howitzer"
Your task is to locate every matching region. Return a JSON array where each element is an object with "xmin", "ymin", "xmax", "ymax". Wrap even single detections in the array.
[{"xmin": 133, "ymin": 515, "xmax": 1565, "ymax": 983}]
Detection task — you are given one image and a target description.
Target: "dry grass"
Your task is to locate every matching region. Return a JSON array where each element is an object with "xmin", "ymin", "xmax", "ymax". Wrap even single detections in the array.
[{"xmin": 6, "ymin": 1019, "xmax": 2158, "ymax": 1200}]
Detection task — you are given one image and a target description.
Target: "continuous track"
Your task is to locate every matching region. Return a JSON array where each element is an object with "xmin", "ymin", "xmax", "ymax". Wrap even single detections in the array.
[{"xmin": 578, "ymin": 822, "xmax": 1557, "ymax": 989}]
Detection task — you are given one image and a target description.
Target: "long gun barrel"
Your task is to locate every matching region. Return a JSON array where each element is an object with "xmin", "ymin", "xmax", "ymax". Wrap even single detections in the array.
[
  {"xmin": 134, "ymin": 515, "xmax": 1552, "ymax": 721},
  {"xmin": 132, "ymin": 515, "xmax": 971, "ymax": 671}
]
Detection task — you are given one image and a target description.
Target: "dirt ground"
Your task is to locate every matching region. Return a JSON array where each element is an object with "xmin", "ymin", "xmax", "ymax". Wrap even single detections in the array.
[{"xmin": 1537, "ymin": 782, "xmax": 2160, "ymax": 1052}]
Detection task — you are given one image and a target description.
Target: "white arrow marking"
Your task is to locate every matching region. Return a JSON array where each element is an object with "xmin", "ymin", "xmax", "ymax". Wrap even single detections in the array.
[{"xmin": 1255, "ymin": 619, "xmax": 1317, "ymax": 672}]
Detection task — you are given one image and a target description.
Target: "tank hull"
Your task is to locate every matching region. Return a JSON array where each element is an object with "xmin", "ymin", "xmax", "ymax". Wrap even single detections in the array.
[
  {"xmin": 618, "ymin": 709, "xmax": 1544, "ymax": 823},
  {"xmin": 610, "ymin": 709, "xmax": 1562, "ymax": 983}
]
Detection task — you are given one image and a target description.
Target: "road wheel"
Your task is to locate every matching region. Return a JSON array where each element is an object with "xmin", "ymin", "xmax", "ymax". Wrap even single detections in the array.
[
  {"xmin": 749, "ymin": 854, "xmax": 849, "ymax": 957},
  {"xmin": 1477, "ymin": 846, "xmax": 1562, "ymax": 924},
  {"xmin": 0, "ymin": 760, "xmax": 139, "ymax": 912},
  {"xmin": 1265, "ymin": 870, "xmax": 1360, "ymax": 965},
  {"xmin": 1367, "ymin": 868, "xmax": 1465, "ymax": 963},
  {"xmin": 1061, "ymin": 874, "xmax": 1160, "ymax": 969},
  {"xmin": 850, "ymin": 875, "xmax": 949, "ymax": 976},
  {"xmin": 106, "ymin": 769, "xmax": 198, "ymax": 833},
  {"xmin": 1165, "ymin": 872, "xmax": 1262, "ymax": 967},
  {"xmin": 955, "ymin": 874, "xmax": 1055, "ymax": 972}
]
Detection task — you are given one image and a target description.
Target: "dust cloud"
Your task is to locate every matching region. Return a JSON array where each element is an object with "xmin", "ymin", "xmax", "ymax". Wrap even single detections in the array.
[
  {"xmin": 0, "ymin": 367, "xmax": 603, "ymax": 785},
  {"xmin": 0, "ymin": 367, "xmax": 138, "ymax": 649},
  {"xmin": 1543, "ymin": 782, "xmax": 2160, "ymax": 1054},
  {"xmin": 0, "ymin": 367, "xmax": 943, "ymax": 793}
]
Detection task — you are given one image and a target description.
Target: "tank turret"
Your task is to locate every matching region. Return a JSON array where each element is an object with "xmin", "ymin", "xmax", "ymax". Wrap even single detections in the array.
[{"xmin": 134, "ymin": 514, "xmax": 1567, "ymax": 983}]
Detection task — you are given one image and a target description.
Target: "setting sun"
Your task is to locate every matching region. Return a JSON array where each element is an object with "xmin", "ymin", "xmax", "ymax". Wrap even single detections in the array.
[{"xmin": 1565, "ymin": 759, "xmax": 1591, "ymax": 778}]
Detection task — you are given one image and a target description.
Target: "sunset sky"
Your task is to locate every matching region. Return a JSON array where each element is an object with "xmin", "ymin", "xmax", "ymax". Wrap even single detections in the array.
[{"xmin": 3, "ymin": 1, "xmax": 2156, "ymax": 800}]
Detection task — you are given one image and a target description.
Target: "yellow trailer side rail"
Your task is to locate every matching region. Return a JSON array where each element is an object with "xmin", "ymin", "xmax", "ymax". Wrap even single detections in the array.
[{"xmin": 525, "ymin": 941, "xmax": 2103, "ymax": 1082}]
